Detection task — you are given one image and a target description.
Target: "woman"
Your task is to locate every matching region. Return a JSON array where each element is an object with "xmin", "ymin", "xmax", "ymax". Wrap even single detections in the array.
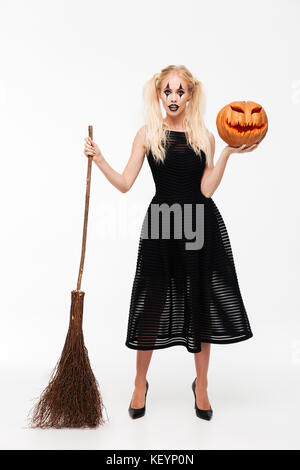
[{"xmin": 84, "ymin": 65, "xmax": 259, "ymax": 421}]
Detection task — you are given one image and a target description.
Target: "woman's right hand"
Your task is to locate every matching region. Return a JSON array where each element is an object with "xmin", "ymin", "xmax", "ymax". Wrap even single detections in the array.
[{"xmin": 84, "ymin": 137, "xmax": 103, "ymax": 163}]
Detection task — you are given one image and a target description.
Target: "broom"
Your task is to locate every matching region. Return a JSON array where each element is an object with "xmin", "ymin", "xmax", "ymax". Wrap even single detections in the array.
[{"xmin": 28, "ymin": 125, "xmax": 106, "ymax": 428}]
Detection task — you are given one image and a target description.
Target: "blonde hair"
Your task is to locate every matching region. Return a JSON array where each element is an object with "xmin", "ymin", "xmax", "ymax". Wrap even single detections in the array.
[{"xmin": 142, "ymin": 64, "xmax": 212, "ymax": 167}]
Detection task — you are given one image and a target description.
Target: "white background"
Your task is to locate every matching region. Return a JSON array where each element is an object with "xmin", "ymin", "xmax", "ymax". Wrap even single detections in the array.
[{"xmin": 0, "ymin": 0, "xmax": 299, "ymax": 450}]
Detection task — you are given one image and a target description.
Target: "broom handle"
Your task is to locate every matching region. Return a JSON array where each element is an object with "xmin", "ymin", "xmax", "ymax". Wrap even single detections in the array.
[{"xmin": 76, "ymin": 124, "xmax": 94, "ymax": 291}]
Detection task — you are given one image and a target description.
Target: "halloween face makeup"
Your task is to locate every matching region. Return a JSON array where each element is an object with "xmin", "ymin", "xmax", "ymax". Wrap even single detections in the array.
[{"xmin": 158, "ymin": 74, "xmax": 191, "ymax": 119}]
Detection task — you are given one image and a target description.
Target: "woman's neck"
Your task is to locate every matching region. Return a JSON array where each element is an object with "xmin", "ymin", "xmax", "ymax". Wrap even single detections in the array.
[{"xmin": 163, "ymin": 118, "xmax": 186, "ymax": 132}]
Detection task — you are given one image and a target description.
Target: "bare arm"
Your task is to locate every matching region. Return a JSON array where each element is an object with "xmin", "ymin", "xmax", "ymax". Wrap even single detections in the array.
[
  {"xmin": 84, "ymin": 127, "xmax": 147, "ymax": 193},
  {"xmin": 200, "ymin": 132, "xmax": 260, "ymax": 198}
]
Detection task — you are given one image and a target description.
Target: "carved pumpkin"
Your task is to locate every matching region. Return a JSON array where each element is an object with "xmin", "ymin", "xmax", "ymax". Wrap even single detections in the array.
[{"xmin": 216, "ymin": 100, "xmax": 268, "ymax": 147}]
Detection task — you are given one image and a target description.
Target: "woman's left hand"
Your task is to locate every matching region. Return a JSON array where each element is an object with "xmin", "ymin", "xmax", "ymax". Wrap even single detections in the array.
[{"xmin": 225, "ymin": 141, "xmax": 261, "ymax": 156}]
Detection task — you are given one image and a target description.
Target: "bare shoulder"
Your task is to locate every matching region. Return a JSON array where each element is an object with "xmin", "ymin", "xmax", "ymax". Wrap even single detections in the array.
[
  {"xmin": 135, "ymin": 125, "xmax": 147, "ymax": 149},
  {"xmin": 128, "ymin": 126, "xmax": 147, "ymax": 162},
  {"xmin": 208, "ymin": 131, "xmax": 215, "ymax": 156},
  {"xmin": 203, "ymin": 131, "xmax": 215, "ymax": 169},
  {"xmin": 208, "ymin": 131, "xmax": 215, "ymax": 147}
]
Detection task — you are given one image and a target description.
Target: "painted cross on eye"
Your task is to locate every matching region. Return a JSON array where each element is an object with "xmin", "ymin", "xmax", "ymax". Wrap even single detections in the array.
[{"xmin": 164, "ymin": 82, "xmax": 185, "ymax": 98}]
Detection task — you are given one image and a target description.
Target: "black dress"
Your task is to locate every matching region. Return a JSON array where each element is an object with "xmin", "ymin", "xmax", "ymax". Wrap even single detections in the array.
[{"xmin": 125, "ymin": 130, "xmax": 253, "ymax": 353}]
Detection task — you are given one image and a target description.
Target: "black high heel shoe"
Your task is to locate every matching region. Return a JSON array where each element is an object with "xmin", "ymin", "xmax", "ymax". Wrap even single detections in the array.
[
  {"xmin": 192, "ymin": 378, "xmax": 213, "ymax": 421},
  {"xmin": 128, "ymin": 380, "xmax": 149, "ymax": 419}
]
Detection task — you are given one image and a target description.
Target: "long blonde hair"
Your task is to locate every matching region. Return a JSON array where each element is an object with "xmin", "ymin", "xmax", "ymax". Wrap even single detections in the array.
[{"xmin": 142, "ymin": 65, "xmax": 212, "ymax": 167}]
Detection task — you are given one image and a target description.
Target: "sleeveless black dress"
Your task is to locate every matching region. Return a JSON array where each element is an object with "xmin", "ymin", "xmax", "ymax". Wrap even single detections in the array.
[{"xmin": 125, "ymin": 130, "xmax": 253, "ymax": 353}]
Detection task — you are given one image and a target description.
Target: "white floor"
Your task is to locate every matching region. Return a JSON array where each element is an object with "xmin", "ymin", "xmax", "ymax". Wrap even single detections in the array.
[{"xmin": 1, "ymin": 330, "xmax": 300, "ymax": 450}]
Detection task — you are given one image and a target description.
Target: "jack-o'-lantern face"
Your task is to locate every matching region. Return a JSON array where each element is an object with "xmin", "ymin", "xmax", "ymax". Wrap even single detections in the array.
[{"xmin": 216, "ymin": 101, "xmax": 268, "ymax": 147}]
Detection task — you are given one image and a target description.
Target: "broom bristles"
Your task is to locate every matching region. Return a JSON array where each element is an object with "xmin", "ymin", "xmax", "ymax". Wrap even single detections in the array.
[{"xmin": 28, "ymin": 290, "xmax": 107, "ymax": 429}]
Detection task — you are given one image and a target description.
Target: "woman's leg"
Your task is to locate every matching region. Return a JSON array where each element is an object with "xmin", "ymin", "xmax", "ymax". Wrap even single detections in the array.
[
  {"xmin": 194, "ymin": 343, "xmax": 211, "ymax": 409},
  {"xmin": 130, "ymin": 349, "xmax": 153, "ymax": 408}
]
